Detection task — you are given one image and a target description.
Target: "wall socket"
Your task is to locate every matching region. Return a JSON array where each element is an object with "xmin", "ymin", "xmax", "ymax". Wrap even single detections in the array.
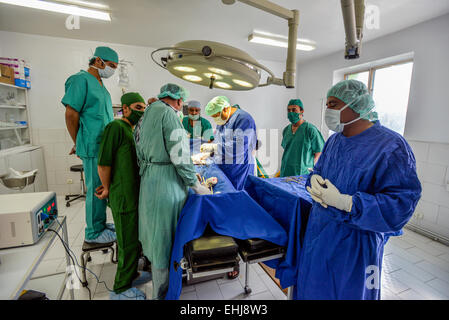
[{"xmin": 67, "ymin": 178, "xmax": 73, "ymax": 184}]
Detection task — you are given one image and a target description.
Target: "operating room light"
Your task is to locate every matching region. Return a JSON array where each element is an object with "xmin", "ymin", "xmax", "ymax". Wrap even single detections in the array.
[
  {"xmin": 215, "ymin": 82, "xmax": 232, "ymax": 89},
  {"xmin": 232, "ymin": 79, "xmax": 253, "ymax": 88},
  {"xmin": 0, "ymin": 0, "xmax": 111, "ymax": 21},
  {"xmin": 208, "ymin": 67, "xmax": 232, "ymax": 76},
  {"xmin": 248, "ymin": 31, "xmax": 316, "ymax": 51},
  {"xmin": 183, "ymin": 75, "xmax": 203, "ymax": 82},
  {"xmin": 174, "ymin": 66, "xmax": 197, "ymax": 72}
]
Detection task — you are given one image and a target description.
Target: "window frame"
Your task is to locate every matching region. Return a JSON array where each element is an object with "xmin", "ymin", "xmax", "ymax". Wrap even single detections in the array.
[{"xmin": 343, "ymin": 58, "xmax": 414, "ymax": 95}]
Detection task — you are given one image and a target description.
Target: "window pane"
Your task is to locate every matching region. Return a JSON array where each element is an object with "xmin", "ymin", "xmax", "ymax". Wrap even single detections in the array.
[
  {"xmin": 372, "ymin": 62, "xmax": 413, "ymax": 135},
  {"xmin": 346, "ymin": 71, "xmax": 370, "ymax": 88}
]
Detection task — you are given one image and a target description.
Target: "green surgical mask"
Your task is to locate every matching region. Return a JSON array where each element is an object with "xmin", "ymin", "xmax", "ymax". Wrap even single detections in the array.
[
  {"xmin": 288, "ymin": 112, "xmax": 301, "ymax": 124},
  {"xmin": 126, "ymin": 109, "xmax": 144, "ymax": 125},
  {"xmin": 189, "ymin": 114, "xmax": 200, "ymax": 121}
]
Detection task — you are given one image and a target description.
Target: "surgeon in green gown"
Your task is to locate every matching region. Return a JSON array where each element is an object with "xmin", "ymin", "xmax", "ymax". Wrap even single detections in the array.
[
  {"xmin": 134, "ymin": 83, "xmax": 211, "ymax": 300},
  {"xmin": 280, "ymin": 99, "xmax": 325, "ymax": 177},
  {"xmin": 62, "ymin": 46, "xmax": 119, "ymax": 243}
]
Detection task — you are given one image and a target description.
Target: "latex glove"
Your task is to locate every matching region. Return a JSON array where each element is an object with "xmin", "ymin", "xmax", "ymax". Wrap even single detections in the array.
[
  {"xmin": 307, "ymin": 176, "xmax": 353, "ymax": 212},
  {"xmin": 200, "ymin": 143, "xmax": 218, "ymax": 153},
  {"xmin": 191, "ymin": 181, "xmax": 213, "ymax": 195},
  {"xmin": 307, "ymin": 174, "xmax": 328, "ymax": 208},
  {"xmin": 191, "ymin": 152, "xmax": 212, "ymax": 165}
]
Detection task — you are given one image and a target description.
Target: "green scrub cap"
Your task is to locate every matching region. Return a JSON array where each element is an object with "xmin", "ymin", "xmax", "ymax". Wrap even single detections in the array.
[
  {"xmin": 158, "ymin": 83, "xmax": 189, "ymax": 100},
  {"xmin": 121, "ymin": 92, "xmax": 145, "ymax": 106},
  {"xmin": 327, "ymin": 79, "xmax": 378, "ymax": 121},
  {"xmin": 206, "ymin": 96, "xmax": 230, "ymax": 116},
  {"xmin": 93, "ymin": 46, "xmax": 119, "ymax": 63},
  {"xmin": 288, "ymin": 99, "xmax": 304, "ymax": 109}
]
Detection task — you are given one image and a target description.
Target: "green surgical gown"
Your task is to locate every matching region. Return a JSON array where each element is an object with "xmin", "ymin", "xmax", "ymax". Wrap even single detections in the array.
[
  {"xmin": 182, "ymin": 116, "xmax": 214, "ymax": 141},
  {"xmin": 280, "ymin": 121, "xmax": 324, "ymax": 177},
  {"xmin": 98, "ymin": 119, "xmax": 140, "ymax": 293},
  {"xmin": 135, "ymin": 101, "xmax": 198, "ymax": 269}
]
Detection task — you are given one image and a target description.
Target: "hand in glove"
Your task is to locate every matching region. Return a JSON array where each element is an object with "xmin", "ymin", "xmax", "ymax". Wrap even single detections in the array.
[
  {"xmin": 200, "ymin": 143, "xmax": 218, "ymax": 153},
  {"xmin": 306, "ymin": 175, "xmax": 353, "ymax": 212},
  {"xmin": 191, "ymin": 181, "xmax": 213, "ymax": 195}
]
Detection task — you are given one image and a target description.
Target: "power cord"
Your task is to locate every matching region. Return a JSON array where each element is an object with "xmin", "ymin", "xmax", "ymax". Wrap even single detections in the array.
[{"xmin": 49, "ymin": 219, "xmax": 141, "ymax": 300}]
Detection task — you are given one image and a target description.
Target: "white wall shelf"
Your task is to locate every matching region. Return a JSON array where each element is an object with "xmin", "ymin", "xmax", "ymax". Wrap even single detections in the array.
[
  {"xmin": 0, "ymin": 82, "xmax": 31, "ymax": 152},
  {"xmin": 0, "ymin": 105, "xmax": 26, "ymax": 109}
]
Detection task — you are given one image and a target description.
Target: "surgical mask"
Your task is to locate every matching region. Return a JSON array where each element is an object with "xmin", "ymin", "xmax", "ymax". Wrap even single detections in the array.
[
  {"xmin": 93, "ymin": 57, "xmax": 115, "ymax": 79},
  {"xmin": 213, "ymin": 109, "xmax": 230, "ymax": 126},
  {"xmin": 126, "ymin": 109, "xmax": 144, "ymax": 125},
  {"xmin": 189, "ymin": 114, "xmax": 200, "ymax": 121},
  {"xmin": 325, "ymin": 104, "xmax": 370, "ymax": 133},
  {"xmin": 288, "ymin": 112, "xmax": 301, "ymax": 124}
]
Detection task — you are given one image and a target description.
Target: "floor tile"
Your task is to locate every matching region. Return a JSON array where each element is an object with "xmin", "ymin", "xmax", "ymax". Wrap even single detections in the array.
[
  {"xmin": 381, "ymin": 272, "xmax": 410, "ymax": 295},
  {"xmin": 180, "ymin": 291, "xmax": 198, "ymax": 300},
  {"xmin": 384, "ymin": 254, "xmax": 435, "ymax": 282},
  {"xmin": 219, "ymin": 281, "xmax": 246, "ymax": 300},
  {"xmin": 195, "ymin": 280, "xmax": 224, "ymax": 300},
  {"xmin": 389, "ymin": 269, "xmax": 448, "ymax": 300},
  {"xmin": 250, "ymin": 291, "xmax": 275, "ymax": 300}
]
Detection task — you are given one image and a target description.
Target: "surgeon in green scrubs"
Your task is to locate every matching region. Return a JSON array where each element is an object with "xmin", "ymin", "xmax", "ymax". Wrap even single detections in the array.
[
  {"xmin": 182, "ymin": 100, "xmax": 214, "ymax": 142},
  {"xmin": 96, "ymin": 92, "xmax": 151, "ymax": 300},
  {"xmin": 62, "ymin": 46, "xmax": 119, "ymax": 243},
  {"xmin": 134, "ymin": 83, "xmax": 211, "ymax": 300},
  {"xmin": 280, "ymin": 99, "xmax": 325, "ymax": 177}
]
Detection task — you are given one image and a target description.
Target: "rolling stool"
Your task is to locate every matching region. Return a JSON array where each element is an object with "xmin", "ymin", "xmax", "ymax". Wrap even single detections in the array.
[
  {"xmin": 65, "ymin": 164, "xmax": 86, "ymax": 207},
  {"xmin": 79, "ymin": 241, "xmax": 118, "ymax": 287}
]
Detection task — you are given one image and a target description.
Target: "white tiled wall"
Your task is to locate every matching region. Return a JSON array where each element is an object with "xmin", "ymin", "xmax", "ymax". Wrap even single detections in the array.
[
  {"xmin": 408, "ymin": 140, "xmax": 449, "ymax": 240},
  {"xmin": 32, "ymin": 128, "xmax": 83, "ymax": 196}
]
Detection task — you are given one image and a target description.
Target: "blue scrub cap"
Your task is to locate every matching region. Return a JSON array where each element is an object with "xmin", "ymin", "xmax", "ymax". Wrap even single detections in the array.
[
  {"xmin": 158, "ymin": 83, "xmax": 189, "ymax": 100},
  {"xmin": 187, "ymin": 100, "xmax": 201, "ymax": 109},
  {"xmin": 327, "ymin": 80, "xmax": 378, "ymax": 121}
]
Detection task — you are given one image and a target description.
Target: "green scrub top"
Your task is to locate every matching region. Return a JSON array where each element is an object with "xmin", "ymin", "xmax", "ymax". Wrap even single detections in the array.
[
  {"xmin": 61, "ymin": 70, "xmax": 114, "ymax": 158},
  {"xmin": 182, "ymin": 116, "xmax": 214, "ymax": 141},
  {"xmin": 135, "ymin": 100, "xmax": 198, "ymax": 269},
  {"xmin": 280, "ymin": 121, "xmax": 325, "ymax": 177},
  {"xmin": 98, "ymin": 119, "xmax": 140, "ymax": 213}
]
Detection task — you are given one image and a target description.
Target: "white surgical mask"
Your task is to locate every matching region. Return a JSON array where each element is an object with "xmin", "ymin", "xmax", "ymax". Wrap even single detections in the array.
[
  {"xmin": 325, "ymin": 103, "xmax": 372, "ymax": 133},
  {"xmin": 213, "ymin": 109, "xmax": 230, "ymax": 126},
  {"xmin": 189, "ymin": 114, "xmax": 200, "ymax": 121},
  {"xmin": 93, "ymin": 57, "xmax": 115, "ymax": 79}
]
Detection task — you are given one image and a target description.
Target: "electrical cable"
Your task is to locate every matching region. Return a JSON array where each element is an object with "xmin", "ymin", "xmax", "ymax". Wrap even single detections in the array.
[{"xmin": 49, "ymin": 219, "xmax": 143, "ymax": 300}]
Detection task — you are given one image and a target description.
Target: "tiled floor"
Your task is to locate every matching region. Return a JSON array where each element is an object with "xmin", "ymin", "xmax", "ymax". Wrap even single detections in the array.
[{"xmin": 31, "ymin": 196, "xmax": 449, "ymax": 300}]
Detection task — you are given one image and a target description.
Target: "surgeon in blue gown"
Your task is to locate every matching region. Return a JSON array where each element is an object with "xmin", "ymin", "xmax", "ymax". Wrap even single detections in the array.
[
  {"xmin": 301, "ymin": 80, "xmax": 421, "ymax": 300},
  {"xmin": 201, "ymin": 96, "xmax": 257, "ymax": 190}
]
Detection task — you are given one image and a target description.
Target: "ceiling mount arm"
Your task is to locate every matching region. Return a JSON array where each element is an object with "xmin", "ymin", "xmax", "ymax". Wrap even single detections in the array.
[{"xmin": 222, "ymin": 0, "xmax": 299, "ymax": 88}]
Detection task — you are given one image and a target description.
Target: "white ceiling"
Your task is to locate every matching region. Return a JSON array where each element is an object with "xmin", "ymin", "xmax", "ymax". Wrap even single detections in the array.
[{"xmin": 1, "ymin": 0, "xmax": 449, "ymax": 63}]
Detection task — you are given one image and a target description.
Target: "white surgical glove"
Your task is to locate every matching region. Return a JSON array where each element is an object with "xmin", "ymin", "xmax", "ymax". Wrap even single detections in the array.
[
  {"xmin": 200, "ymin": 143, "xmax": 218, "ymax": 153},
  {"xmin": 306, "ymin": 175, "xmax": 353, "ymax": 212},
  {"xmin": 191, "ymin": 181, "xmax": 213, "ymax": 195}
]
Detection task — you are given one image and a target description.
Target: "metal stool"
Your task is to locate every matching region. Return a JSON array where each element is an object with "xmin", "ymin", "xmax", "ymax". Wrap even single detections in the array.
[
  {"xmin": 65, "ymin": 164, "xmax": 86, "ymax": 207},
  {"xmin": 79, "ymin": 241, "xmax": 118, "ymax": 287}
]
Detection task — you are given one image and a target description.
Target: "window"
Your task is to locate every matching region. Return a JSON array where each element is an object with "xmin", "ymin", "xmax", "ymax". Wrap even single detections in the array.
[{"xmin": 341, "ymin": 60, "xmax": 414, "ymax": 136}]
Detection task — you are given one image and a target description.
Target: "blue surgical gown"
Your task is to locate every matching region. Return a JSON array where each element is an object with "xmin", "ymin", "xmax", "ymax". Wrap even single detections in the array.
[
  {"xmin": 299, "ymin": 122, "xmax": 421, "ymax": 300},
  {"xmin": 214, "ymin": 108, "xmax": 257, "ymax": 190}
]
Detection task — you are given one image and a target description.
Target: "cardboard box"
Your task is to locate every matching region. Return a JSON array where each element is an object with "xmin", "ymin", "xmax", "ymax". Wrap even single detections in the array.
[{"xmin": 0, "ymin": 64, "xmax": 15, "ymax": 85}]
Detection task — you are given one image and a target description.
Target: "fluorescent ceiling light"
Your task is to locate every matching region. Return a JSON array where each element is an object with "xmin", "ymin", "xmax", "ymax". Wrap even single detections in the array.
[
  {"xmin": 0, "ymin": 0, "xmax": 111, "ymax": 21},
  {"xmin": 53, "ymin": 0, "xmax": 109, "ymax": 10},
  {"xmin": 248, "ymin": 31, "xmax": 316, "ymax": 51}
]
